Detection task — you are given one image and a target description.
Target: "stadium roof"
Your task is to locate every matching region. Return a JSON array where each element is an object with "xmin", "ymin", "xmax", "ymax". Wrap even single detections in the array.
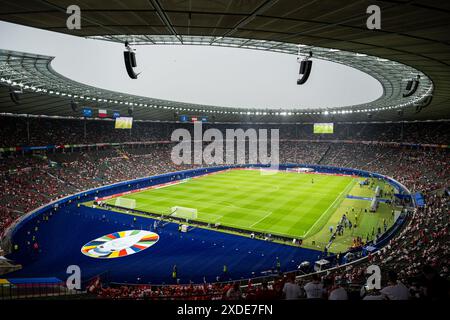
[{"xmin": 0, "ymin": 0, "xmax": 449, "ymax": 122}]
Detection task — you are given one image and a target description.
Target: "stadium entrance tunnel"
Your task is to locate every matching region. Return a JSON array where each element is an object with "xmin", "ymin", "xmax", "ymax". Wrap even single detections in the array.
[{"xmin": 2, "ymin": 164, "xmax": 410, "ymax": 286}]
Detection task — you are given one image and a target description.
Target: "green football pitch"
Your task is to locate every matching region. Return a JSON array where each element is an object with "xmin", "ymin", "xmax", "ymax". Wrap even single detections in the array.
[{"xmin": 104, "ymin": 169, "xmax": 395, "ymax": 252}]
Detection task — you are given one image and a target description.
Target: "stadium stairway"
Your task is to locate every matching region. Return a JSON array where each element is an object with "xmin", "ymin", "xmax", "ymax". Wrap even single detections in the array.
[{"xmin": 317, "ymin": 145, "xmax": 331, "ymax": 165}]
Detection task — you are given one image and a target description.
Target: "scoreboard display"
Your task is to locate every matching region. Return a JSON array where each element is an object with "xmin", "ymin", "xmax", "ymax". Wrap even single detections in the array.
[{"xmin": 314, "ymin": 123, "xmax": 334, "ymax": 134}]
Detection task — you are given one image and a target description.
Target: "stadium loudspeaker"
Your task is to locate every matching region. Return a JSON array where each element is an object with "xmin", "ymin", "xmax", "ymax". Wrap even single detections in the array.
[
  {"xmin": 8, "ymin": 87, "xmax": 20, "ymax": 105},
  {"xmin": 128, "ymin": 107, "xmax": 133, "ymax": 116},
  {"xmin": 70, "ymin": 101, "xmax": 78, "ymax": 112},
  {"xmin": 403, "ymin": 79, "xmax": 419, "ymax": 97},
  {"xmin": 124, "ymin": 51, "xmax": 138, "ymax": 79},
  {"xmin": 415, "ymin": 95, "xmax": 433, "ymax": 113},
  {"xmin": 297, "ymin": 60, "xmax": 312, "ymax": 85}
]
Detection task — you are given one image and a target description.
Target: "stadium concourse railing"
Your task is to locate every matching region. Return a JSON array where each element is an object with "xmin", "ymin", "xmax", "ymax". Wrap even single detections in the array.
[{"xmin": 1, "ymin": 163, "xmax": 412, "ymax": 290}]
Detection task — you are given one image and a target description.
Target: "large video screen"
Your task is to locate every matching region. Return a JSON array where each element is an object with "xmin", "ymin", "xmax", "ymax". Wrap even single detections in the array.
[
  {"xmin": 115, "ymin": 117, "xmax": 133, "ymax": 129},
  {"xmin": 314, "ymin": 123, "xmax": 334, "ymax": 134}
]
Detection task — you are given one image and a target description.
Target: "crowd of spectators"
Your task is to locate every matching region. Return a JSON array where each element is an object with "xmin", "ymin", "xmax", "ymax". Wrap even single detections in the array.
[
  {"xmin": 0, "ymin": 164, "xmax": 71, "ymax": 236},
  {"xmin": 0, "ymin": 119, "xmax": 448, "ymax": 300}
]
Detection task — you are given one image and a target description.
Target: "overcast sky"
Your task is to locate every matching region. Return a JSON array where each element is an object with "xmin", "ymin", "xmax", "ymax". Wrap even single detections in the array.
[{"xmin": 0, "ymin": 20, "xmax": 382, "ymax": 109}]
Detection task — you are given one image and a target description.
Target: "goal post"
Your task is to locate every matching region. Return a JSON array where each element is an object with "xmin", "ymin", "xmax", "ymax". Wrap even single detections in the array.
[
  {"xmin": 114, "ymin": 197, "xmax": 136, "ymax": 209},
  {"xmin": 170, "ymin": 206, "xmax": 198, "ymax": 220}
]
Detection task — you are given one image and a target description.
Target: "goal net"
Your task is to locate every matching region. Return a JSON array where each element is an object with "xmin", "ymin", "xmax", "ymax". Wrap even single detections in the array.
[
  {"xmin": 169, "ymin": 206, "xmax": 198, "ymax": 220},
  {"xmin": 114, "ymin": 197, "xmax": 136, "ymax": 209}
]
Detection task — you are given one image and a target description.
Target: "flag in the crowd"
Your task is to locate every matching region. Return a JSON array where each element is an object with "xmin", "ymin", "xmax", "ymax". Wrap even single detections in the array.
[{"xmin": 98, "ymin": 109, "xmax": 108, "ymax": 118}]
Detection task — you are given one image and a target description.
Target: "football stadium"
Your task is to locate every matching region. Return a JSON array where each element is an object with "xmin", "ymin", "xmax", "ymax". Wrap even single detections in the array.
[{"xmin": 0, "ymin": 1, "xmax": 448, "ymax": 307}]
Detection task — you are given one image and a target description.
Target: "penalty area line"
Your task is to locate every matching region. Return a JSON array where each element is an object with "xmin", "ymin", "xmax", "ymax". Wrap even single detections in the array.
[{"xmin": 302, "ymin": 179, "xmax": 356, "ymax": 239}]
